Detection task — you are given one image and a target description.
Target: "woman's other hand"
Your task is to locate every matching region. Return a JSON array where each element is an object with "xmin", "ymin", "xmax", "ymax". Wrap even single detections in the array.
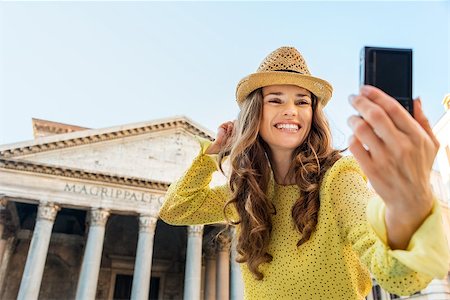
[{"xmin": 205, "ymin": 121, "xmax": 235, "ymax": 155}]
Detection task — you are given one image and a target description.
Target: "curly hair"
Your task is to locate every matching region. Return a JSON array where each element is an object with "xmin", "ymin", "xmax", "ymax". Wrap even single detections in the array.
[{"xmin": 218, "ymin": 88, "xmax": 343, "ymax": 280}]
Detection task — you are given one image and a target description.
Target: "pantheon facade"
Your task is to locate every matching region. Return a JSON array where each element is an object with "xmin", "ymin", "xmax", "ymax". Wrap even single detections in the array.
[{"xmin": 0, "ymin": 116, "xmax": 448, "ymax": 300}]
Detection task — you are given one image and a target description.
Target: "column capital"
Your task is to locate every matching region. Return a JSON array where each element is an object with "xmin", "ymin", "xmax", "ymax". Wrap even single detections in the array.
[
  {"xmin": 138, "ymin": 215, "xmax": 157, "ymax": 233},
  {"xmin": 0, "ymin": 203, "xmax": 14, "ymax": 238},
  {"xmin": 89, "ymin": 208, "xmax": 110, "ymax": 227},
  {"xmin": 0, "ymin": 197, "xmax": 7, "ymax": 209},
  {"xmin": 0, "ymin": 203, "xmax": 7, "ymax": 224},
  {"xmin": 204, "ymin": 240, "xmax": 216, "ymax": 259},
  {"xmin": 187, "ymin": 225, "xmax": 204, "ymax": 237},
  {"xmin": 37, "ymin": 202, "xmax": 60, "ymax": 221},
  {"xmin": 216, "ymin": 230, "xmax": 231, "ymax": 252}
]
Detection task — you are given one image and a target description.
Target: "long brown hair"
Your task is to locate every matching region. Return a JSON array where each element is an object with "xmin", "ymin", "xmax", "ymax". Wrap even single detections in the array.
[{"xmin": 218, "ymin": 88, "xmax": 343, "ymax": 280}]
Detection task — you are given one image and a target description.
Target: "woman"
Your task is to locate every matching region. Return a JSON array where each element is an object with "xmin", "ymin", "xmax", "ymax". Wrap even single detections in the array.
[{"xmin": 160, "ymin": 46, "xmax": 448, "ymax": 299}]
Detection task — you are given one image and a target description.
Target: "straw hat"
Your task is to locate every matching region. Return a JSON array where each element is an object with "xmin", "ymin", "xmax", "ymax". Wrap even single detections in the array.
[{"xmin": 236, "ymin": 46, "xmax": 333, "ymax": 106}]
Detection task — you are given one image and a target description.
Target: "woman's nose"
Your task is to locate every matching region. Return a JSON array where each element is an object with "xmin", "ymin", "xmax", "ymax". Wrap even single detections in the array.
[{"xmin": 283, "ymin": 103, "xmax": 297, "ymax": 116}]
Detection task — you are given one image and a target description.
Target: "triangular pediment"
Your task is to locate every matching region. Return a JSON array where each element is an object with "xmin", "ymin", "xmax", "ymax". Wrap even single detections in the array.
[{"xmin": 0, "ymin": 116, "xmax": 223, "ymax": 185}]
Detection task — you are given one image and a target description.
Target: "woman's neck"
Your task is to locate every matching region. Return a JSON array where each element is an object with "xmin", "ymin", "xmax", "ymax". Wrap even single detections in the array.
[{"xmin": 269, "ymin": 150, "xmax": 295, "ymax": 185}]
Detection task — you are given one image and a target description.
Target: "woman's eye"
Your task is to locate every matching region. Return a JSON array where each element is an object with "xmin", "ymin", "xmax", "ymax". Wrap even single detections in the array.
[
  {"xmin": 296, "ymin": 100, "xmax": 310, "ymax": 105},
  {"xmin": 268, "ymin": 98, "xmax": 281, "ymax": 103}
]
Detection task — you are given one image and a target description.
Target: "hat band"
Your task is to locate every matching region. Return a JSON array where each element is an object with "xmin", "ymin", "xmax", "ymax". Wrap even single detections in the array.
[{"xmin": 274, "ymin": 69, "xmax": 304, "ymax": 74}]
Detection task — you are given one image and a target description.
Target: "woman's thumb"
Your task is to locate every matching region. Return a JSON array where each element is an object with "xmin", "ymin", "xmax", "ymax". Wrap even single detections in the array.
[{"xmin": 216, "ymin": 126, "xmax": 227, "ymax": 144}]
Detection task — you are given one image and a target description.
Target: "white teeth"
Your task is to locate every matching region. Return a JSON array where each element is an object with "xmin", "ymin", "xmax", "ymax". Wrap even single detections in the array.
[{"xmin": 275, "ymin": 123, "xmax": 299, "ymax": 130}]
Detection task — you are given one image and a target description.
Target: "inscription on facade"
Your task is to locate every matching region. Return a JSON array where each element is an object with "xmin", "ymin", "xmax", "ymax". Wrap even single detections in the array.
[{"xmin": 64, "ymin": 183, "xmax": 164, "ymax": 204}]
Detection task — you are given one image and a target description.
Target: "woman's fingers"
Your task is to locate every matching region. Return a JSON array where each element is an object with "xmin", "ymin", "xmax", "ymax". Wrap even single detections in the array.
[
  {"xmin": 360, "ymin": 85, "xmax": 418, "ymax": 135},
  {"xmin": 347, "ymin": 115, "xmax": 385, "ymax": 156},
  {"xmin": 216, "ymin": 127, "xmax": 226, "ymax": 143},
  {"xmin": 216, "ymin": 121, "xmax": 235, "ymax": 145},
  {"xmin": 348, "ymin": 134, "xmax": 374, "ymax": 176},
  {"xmin": 208, "ymin": 121, "xmax": 235, "ymax": 155},
  {"xmin": 413, "ymin": 98, "xmax": 440, "ymax": 150},
  {"xmin": 349, "ymin": 93, "xmax": 400, "ymax": 146},
  {"xmin": 225, "ymin": 121, "xmax": 234, "ymax": 135}
]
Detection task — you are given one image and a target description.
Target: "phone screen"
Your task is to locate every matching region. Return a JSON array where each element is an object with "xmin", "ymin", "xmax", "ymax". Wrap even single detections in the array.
[
  {"xmin": 372, "ymin": 50, "xmax": 411, "ymax": 100},
  {"xmin": 360, "ymin": 47, "xmax": 413, "ymax": 115}
]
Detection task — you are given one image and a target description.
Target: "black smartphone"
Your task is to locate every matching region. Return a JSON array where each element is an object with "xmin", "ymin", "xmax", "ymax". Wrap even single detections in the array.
[{"xmin": 360, "ymin": 46, "xmax": 413, "ymax": 116}]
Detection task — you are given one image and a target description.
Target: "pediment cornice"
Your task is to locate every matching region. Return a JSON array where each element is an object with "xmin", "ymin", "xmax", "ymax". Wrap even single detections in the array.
[
  {"xmin": 1, "ymin": 116, "xmax": 214, "ymax": 159},
  {"xmin": 0, "ymin": 157, "xmax": 170, "ymax": 191}
]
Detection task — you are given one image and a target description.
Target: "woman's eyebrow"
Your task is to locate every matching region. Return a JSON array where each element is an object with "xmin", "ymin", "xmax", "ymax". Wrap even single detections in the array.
[
  {"xmin": 263, "ymin": 92, "xmax": 283, "ymax": 97},
  {"xmin": 264, "ymin": 92, "xmax": 311, "ymax": 97},
  {"xmin": 297, "ymin": 93, "xmax": 312, "ymax": 98}
]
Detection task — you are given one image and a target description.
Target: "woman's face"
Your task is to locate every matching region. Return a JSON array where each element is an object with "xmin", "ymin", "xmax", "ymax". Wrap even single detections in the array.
[{"xmin": 259, "ymin": 84, "xmax": 313, "ymax": 156}]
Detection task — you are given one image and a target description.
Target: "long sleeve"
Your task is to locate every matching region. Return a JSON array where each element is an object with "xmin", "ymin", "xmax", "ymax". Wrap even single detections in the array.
[
  {"xmin": 325, "ymin": 156, "xmax": 448, "ymax": 296},
  {"xmin": 159, "ymin": 136, "xmax": 235, "ymax": 225},
  {"xmin": 366, "ymin": 192, "xmax": 449, "ymax": 279}
]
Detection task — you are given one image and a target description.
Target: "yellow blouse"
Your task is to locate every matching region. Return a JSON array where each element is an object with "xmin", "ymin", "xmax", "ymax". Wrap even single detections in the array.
[{"xmin": 159, "ymin": 137, "xmax": 449, "ymax": 300}]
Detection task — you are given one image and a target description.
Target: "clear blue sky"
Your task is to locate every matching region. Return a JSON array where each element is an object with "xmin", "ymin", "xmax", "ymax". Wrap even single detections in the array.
[{"xmin": 0, "ymin": 1, "xmax": 449, "ymax": 150}]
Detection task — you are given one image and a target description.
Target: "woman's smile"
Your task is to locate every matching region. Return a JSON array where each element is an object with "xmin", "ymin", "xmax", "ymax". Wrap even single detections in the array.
[{"xmin": 273, "ymin": 121, "xmax": 302, "ymax": 133}]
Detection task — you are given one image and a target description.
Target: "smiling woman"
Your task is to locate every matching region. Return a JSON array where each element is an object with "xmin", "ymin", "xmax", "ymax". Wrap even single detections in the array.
[{"xmin": 159, "ymin": 46, "xmax": 449, "ymax": 299}]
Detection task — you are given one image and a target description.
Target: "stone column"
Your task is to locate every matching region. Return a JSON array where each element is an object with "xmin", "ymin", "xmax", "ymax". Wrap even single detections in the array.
[
  {"xmin": 75, "ymin": 208, "xmax": 110, "ymax": 300},
  {"xmin": 381, "ymin": 289, "xmax": 390, "ymax": 300},
  {"xmin": 216, "ymin": 230, "xmax": 231, "ymax": 300},
  {"xmin": 366, "ymin": 291, "xmax": 374, "ymax": 300},
  {"xmin": 183, "ymin": 225, "xmax": 204, "ymax": 300},
  {"xmin": 230, "ymin": 227, "xmax": 244, "ymax": 300},
  {"xmin": 0, "ymin": 199, "xmax": 8, "ymax": 268},
  {"xmin": 130, "ymin": 214, "xmax": 158, "ymax": 300},
  {"xmin": 0, "ymin": 232, "xmax": 14, "ymax": 297},
  {"xmin": 17, "ymin": 202, "xmax": 60, "ymax": 300},
  {"xmin": 203, "ymin": 240, "xmax": 216, "ymax": 300},
  {"xmin": 422, "ymin": 277, "xmax": 450, "ymax": 298},
  {"xmin": 200, "ymin": 261, "xmax": 206, "ymax": 300}
]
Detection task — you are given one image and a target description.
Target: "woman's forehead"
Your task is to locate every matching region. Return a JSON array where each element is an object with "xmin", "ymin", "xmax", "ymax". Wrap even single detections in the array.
[{"xmin": 262, "ymin": 84, "xmax": 312, "ymax": 96}]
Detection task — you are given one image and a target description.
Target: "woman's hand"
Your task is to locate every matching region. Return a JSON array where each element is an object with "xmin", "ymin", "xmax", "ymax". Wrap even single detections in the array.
[
  {"xmin": 347, "ymin": 85, "xmax": 440, "ymax": 250},
  {"xmin": 205, "ymin": 121, "xmax": 235, "ymax": 155}
]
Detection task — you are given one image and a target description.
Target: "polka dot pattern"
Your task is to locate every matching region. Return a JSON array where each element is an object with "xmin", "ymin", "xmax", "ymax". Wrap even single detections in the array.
[{"xmin": 160, "ymin": 140, "xmax": 436, "ymax": 299}]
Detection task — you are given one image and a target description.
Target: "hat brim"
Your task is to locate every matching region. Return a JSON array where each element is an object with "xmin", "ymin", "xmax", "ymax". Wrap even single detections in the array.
[{"xmin": 236, "ymin": 71, "xmax": 333, "ymax": 107}]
